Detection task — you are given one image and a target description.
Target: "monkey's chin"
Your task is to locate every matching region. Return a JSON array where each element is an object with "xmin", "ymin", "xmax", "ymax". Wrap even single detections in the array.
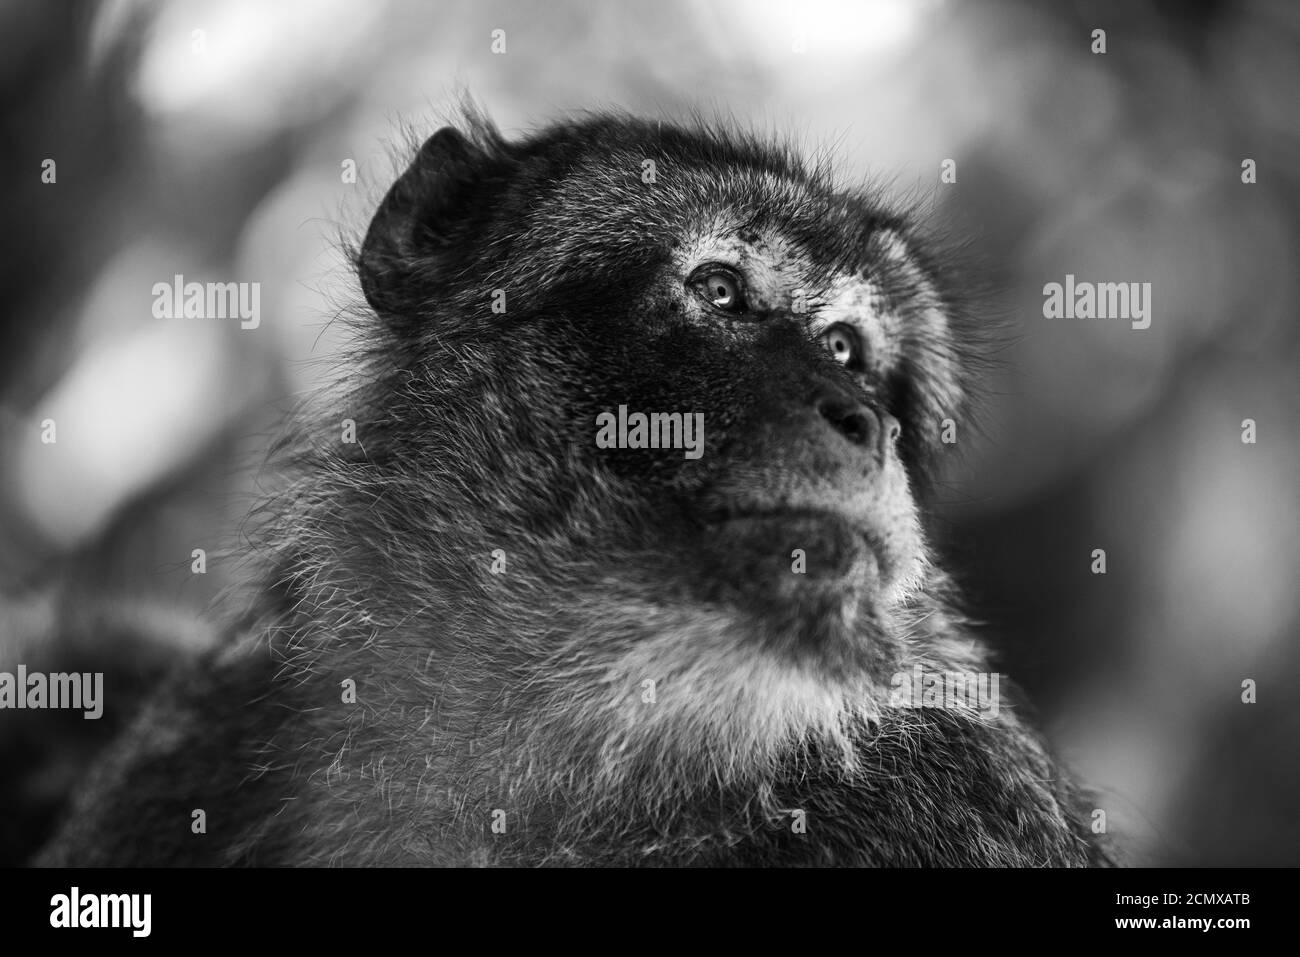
[{"xmin": 695, "ymin": 511, "xmax": 897, "ymax": 679}]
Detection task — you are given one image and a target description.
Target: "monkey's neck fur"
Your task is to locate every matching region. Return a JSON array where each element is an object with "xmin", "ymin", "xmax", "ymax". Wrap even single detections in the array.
[{"xmin": 237, "ymin": 437, "xmax": 1103, "ymax": 867}]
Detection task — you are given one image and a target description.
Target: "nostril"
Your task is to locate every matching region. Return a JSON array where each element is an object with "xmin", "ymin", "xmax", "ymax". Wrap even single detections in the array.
[
  {"xmin": 816, "ymin": 398, "xmax": 877, "ymax": 448},
  {"xmin": 881, "ymin": 412, "xmax": 901, "ymax": 443}
]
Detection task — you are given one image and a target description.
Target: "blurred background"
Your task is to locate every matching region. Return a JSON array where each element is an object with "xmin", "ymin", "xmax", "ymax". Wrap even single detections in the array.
[{"xmin": 0, "ymin": 0, "xmax": 1297, "ymax": 865}]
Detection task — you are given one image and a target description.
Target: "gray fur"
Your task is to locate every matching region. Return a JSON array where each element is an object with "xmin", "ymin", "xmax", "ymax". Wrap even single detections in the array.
[{"xmin": 38, "ymin": 108, "xmax": 1113, "ymax": 867}]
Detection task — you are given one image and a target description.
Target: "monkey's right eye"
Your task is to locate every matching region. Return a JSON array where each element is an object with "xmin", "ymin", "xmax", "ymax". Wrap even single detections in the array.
[
  {"xmin": 689, "ymin": 267, "xmax": 747, "ymax": 313},
  {"xmin": 820, "ymin": 323, "xmax": 862, "ymax": 367}
]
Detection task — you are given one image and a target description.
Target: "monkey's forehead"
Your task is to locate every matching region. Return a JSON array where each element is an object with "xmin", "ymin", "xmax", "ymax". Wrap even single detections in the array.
[
  {"xmin": 534, "ymin": 151, "xmax": 916, "ymax": 286},
  {"xmin": 533, "ymin": 133, "xmax": 897, "ymax": 233}
]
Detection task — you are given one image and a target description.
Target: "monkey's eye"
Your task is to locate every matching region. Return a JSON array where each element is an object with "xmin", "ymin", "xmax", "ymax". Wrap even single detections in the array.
[
  {"xmin": 690, "ymin": 267, "xmax": 747, "ymax": 312},
  {"xmin": 820, "ymin": 323, "xmax": 862, "ymax": 367}
]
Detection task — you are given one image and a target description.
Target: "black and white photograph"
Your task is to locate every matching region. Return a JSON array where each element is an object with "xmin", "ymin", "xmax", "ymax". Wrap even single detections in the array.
[{"xmin": 0, "ymin": 0, "xmax": 1295, "ymax": 934}]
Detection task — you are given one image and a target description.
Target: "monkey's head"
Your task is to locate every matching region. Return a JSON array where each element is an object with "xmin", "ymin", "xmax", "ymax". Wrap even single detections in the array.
[{"xmin": 310, "ymin": 109, "xmax": 979, "ymax": 794}]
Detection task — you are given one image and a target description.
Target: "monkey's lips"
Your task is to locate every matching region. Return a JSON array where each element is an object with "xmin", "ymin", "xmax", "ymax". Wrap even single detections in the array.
[{"xmin": 699, "ymin": 506, "xmax": 890, "ymax": 589}]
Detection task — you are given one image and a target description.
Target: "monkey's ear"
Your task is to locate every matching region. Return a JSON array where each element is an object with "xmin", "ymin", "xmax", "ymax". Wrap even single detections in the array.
[{"xmin": 358, "ymin": 126, "xmax": 498, "ymax": 317}]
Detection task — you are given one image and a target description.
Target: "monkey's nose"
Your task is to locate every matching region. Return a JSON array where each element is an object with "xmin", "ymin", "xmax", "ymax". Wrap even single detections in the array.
[{"xmin": 815, "ymin": 396, "xmax": 899, "ymax": 459}]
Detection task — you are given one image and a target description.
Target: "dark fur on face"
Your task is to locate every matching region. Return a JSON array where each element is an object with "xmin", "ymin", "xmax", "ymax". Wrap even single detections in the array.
[{"xmin": 38, "ymin": 109, "xmax": 1112, "ymax": 866}]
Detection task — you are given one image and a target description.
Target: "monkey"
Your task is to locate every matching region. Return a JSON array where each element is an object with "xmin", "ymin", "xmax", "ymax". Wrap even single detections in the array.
[{"xmin": 36, "ymin": 107, "xmax": 1113, "ymax": 867}]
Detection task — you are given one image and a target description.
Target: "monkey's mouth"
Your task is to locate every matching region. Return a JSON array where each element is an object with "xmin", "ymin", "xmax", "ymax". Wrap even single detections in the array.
[{"xmin": 698, "ymin": 506, "xmax": 893, "ymax": 587}]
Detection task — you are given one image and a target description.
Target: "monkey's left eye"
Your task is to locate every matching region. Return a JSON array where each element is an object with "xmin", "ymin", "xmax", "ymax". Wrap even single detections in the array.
[
  {"xmin": 820, "ymin": 323, "xmax": 862, "ymax": 366},
  {"xmin": 690, "ymin": 267, "xmax": 747, "ymax": 312}
]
